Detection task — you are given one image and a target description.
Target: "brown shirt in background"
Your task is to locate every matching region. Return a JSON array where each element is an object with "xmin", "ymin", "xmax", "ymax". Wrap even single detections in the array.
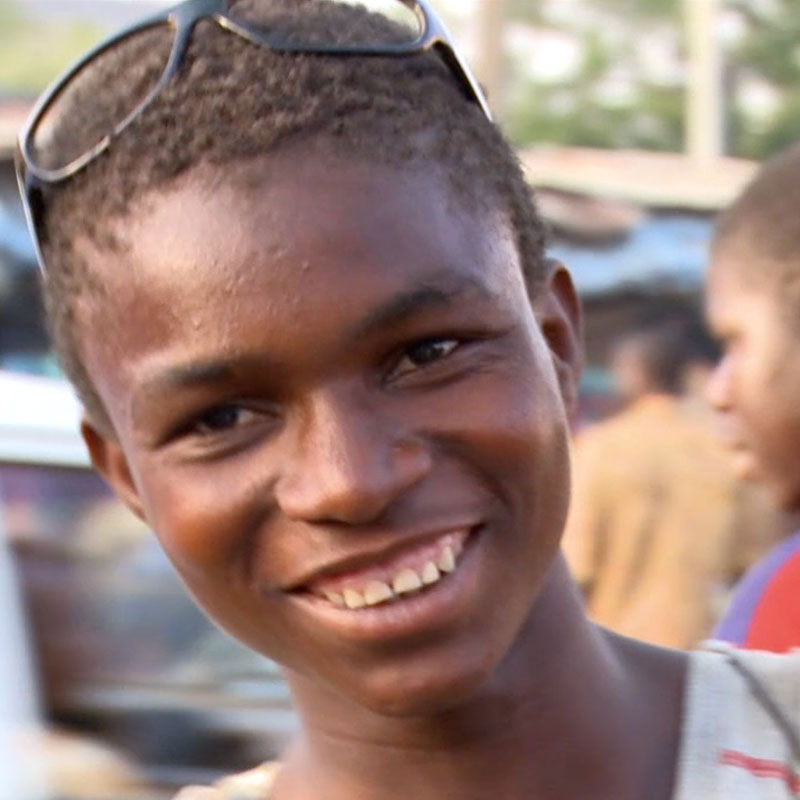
[{"xmin": 562, "ymin": 394, "xmax": 780, "ymax": 649}]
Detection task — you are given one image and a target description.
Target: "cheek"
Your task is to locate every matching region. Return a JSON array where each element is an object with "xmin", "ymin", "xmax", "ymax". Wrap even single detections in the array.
[
  {"xmin": 418, "ymin": 352, "xmax": 571, "ymax": 535},
  {"xmin": 135, "ymin": 459, "xmax": 267, "ymax": 577}
]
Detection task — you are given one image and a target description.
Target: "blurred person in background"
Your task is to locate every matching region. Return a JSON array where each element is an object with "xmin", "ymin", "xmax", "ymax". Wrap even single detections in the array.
[
  {"xmin": 707, "ymin": 143, "xmax": 800, "ymax": 653},
  {"xmin": 563, "ymin": 320, "xmax": 778, "ymax": 649},
  {"xmin": 15, "ymin": 0, "xmax": 800, "ymax": 797}
]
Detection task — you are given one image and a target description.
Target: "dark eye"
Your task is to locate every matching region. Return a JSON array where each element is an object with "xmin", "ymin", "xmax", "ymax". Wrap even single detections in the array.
[
  {"xmin": 193, "ymin": 405, "xmax": 258, "ymax": 435},
  {"xmin": 391, "ymin": 338, "xmax": 460, "ymax": 379}
]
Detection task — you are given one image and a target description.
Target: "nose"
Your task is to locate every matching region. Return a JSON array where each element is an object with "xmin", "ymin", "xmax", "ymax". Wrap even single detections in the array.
[
  {"xmin": 275, "ymin": 389, "xmax": 432, "ymax": 525},
  {"xmin": 705, "ymin": 354, "xmax": 732, "ymax": 412}
]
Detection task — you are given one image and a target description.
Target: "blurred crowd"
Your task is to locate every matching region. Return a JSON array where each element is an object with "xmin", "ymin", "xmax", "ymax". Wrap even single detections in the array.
[{"xmin": 564, "ymin": 318, "xmax": 782, "ymax": 651}]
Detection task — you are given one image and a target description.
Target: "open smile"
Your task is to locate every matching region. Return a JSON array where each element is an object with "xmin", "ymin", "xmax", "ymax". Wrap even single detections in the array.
[
  {"xmin": 304, "ymin": 529, "xmax": 469, "ymax": 610},
  {"xmin": 287, "ymin": 527, "xmax": 482, "ymax": 640}
]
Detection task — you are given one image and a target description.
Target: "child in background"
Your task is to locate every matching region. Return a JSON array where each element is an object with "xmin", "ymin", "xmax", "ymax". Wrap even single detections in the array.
[{"xmin": 707, "ymin": 144, "xmax": 800, "ymax": 653}]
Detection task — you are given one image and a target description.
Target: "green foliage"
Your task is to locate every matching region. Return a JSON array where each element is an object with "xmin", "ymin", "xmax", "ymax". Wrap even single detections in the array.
[
  {"xmin": 3, "ymin": 0, "xmax": 798, "ymax": 160},
  {"xmin": 504, "ymin": 0, "xmax": 800, "ymax": 159},
  {"xmin": 586, "ymin": 0, "xmax": 679, "ymax": 24},
  {"xmin": 725, "ymin": 0, "xmax": 800, "ymax": 159},
  {"xmin": 505, "ymin": 1, "xmax": 683, "ymax": 153},
  {"xmin": 507, "ymin": 80, "xmax": 684, "ymax": 152},
  {"xmin": 0, "ymin": 1, "xmax": 105, "ymax": 93},
  {"xmin": 504, "ymin": 0, "xmax": 684, "ymax": 152},
  {"xmin": 506, "ymin": 0, "xmax": 547, "ymax": 26}
]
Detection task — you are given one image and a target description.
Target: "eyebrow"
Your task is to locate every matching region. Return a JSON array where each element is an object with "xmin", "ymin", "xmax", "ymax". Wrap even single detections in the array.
[
  {"xmin": 348, "ymin": 274, "xmax": 496, "ymax": 342},
  {"xmin": 132, "ymin": 274, "xmax": 497, "ymax": 416},
  {"xmin": 132, "ymin": 354, "xmax": 267, "ymax": 423}
]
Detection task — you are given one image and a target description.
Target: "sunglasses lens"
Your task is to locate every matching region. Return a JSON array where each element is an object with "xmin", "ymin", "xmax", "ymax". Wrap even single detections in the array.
[
  {"xmin": 227, "ymin": 0, "xmax": 422, "ymax": 47},
  {"xmin": 29, "ymin": 22, "xmax": 174, "ymax": 174}
]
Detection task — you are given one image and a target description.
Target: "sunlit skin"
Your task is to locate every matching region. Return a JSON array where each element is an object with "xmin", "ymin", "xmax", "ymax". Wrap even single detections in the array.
[
  {"xmin": 78, "ymin": 156, "xmax": 686, "ymax": 800},
  {"xmin": 706, "ymin": 244, "xmax": 800, "ymax": 511}
]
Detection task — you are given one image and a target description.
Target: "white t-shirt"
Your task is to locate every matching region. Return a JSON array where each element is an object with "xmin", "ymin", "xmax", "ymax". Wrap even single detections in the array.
[
  {"xmin": 176, "ymin": 645, "xmax": 800, "ymax": 800},
  {"xmin": 675, "ymin": 643, "xmax": 800, "ymax": 799}
]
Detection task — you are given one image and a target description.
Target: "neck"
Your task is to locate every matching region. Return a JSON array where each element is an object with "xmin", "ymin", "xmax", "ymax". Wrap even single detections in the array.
[{"xmin": 275, "ymin": 560, "xmax": 684, "ymax": 800}]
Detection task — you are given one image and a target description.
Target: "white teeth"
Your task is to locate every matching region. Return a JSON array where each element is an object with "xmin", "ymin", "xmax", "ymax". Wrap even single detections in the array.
[
  {"xmin": 364, "ymin": 580, "xmax": 394, "ymax": 607},
  {"xmin": 421, "ymin": 561, "xmax": 440, "ymax": 585},
  {"xmin": 324, "ymin": 591, "xmax": 346, "ymax": 607},
  {"xmin": 320, "ymin": 537, "xmax": 466, "ymax": 610},
  {"xmin": 393, "ymin": 568, "xmax": 423, "ymax": 595},
  {"xmin": 437, "ymin": 545, "xmax": 456, "ymax": 573},
  {"xmin": 343, "ymin": 588, "xmax": 366, "ymax": 609}
]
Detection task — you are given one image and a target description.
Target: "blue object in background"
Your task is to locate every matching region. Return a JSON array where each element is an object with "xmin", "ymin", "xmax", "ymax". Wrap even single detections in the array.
[
  {"xmin": 550, "ymin": 212, "xmax": 713, "ymax": 295},
  {"xmin": 0, "ymin": 203, "xmax": 36, "ymax": 267}
]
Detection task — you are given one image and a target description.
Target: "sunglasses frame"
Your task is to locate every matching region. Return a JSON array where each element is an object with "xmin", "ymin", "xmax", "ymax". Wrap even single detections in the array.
[
  {"xmin": 20, "ymin": 0, "xmax": 492, "ymax": 185},
  {"xmin": 16, "ymin": 0, "xmax": 490, "ymax": 275}
]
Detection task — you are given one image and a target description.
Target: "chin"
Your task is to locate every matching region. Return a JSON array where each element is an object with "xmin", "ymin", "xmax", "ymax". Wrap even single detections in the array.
[
  {"xmin": 731, "ymin": 450, "xmax": 760, "ymax": 483},
  {"xmin": 342, "ymin": 651, "xmax": 499, "ymax": 718}
]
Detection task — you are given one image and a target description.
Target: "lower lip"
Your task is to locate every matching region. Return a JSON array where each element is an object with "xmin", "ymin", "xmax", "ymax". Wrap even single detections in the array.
[{"xmin": 287, "ymin": 528, "xmax": 483, "ymax": 643}]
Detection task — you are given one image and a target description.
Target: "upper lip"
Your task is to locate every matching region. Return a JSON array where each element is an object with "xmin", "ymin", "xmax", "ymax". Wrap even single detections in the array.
[{"xmin": 282, "ymin": 524, "xmax": 477, "ymax": 592}]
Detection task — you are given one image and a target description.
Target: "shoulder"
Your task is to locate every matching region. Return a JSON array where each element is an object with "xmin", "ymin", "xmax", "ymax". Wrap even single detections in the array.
[
  {"xmin": 692, "ymin": 644, "xmax": 800, "ymax": 717},
  {"xmin": 674, "ymin": 644, "xmax": 800, "ymax": 798},
  {"xmin": 716, "ymin": 533, "xmax": 800, "ymax": 651}
]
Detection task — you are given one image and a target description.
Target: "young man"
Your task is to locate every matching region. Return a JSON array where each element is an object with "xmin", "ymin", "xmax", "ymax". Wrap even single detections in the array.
[
  {"xmin": 706, "ymin": 144, "xmax": 800, "ymax": 653},
  {"xmin": 15, "ymin": 1, "xmax": 800, "ymax": 797}
]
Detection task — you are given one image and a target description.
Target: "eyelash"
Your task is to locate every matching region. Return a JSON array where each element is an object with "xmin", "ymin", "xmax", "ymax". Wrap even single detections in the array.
[
  {"xmin": 168, "ymin": 336, "xmax": 472, "ymax": 444},
  {"xmin": 171, "ymin": 403, "xmax": 277, "ymax": 450},
  {"xmin": 191, "ymin": 404, "xmax": 257, "ymax": 435},
  {"xmin": 389, "ymin": 336, "xmax": 463, "ymax": 381}
]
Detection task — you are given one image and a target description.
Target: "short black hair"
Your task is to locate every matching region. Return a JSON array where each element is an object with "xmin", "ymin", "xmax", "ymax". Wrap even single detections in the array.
[
  {"xmin": 34, "ymin": 0, "xmax": 548, "ymax": 429},
  {"xmin": 610, "ymin": 321, "xmax": 696, "ymax": 396},
  {"xmin": 713, "ymin": 143, "xmax": 800, "ymax": 306}
]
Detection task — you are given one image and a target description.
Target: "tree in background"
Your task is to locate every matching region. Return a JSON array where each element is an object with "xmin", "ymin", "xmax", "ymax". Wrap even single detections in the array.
[
  {"xmin": 504, "ymin": 0, "xmax": 685, "ymax": 152},
  {"xmin": 0, "ymin": 2, "xmax": 103, "ymax": 94},
  {"xmin": 726, "ymin": 0, "xmax": 800, "ymax": 159},
  {"xmin": 1, "ymin": 0, "xmax": 798, "ymax": 161},
  {"xmin": 503, "ymin": 0, "xmax": 800, "ymax": 161}
]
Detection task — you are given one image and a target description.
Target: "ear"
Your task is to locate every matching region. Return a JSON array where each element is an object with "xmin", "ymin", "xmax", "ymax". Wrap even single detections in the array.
[
  {"xmin": 533, "ymin": 259, "xmax": 584, "ymax": 421},
  {"xmin": 81, "ymin": 418, "xmax": 147, "ymax": 521}
]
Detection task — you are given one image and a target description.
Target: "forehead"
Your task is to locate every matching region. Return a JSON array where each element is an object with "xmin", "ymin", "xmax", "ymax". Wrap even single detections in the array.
[
  {"xmin": 107, "ymin": 156, "xmax": 520, "ymax": 294},
  {"xmin": 706, "ymin": 246, "xmax": 797, "ymax": 345},
  {"xmin": 708, "ymin": 242, "xmax": 774, "ymax": 307},
  {"xmin": 79, "ymin": 158, "xmax": 529, "ymax": 401}
]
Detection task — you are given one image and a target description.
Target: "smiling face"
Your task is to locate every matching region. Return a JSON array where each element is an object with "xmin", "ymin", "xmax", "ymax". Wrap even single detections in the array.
[
  {"xmin": 77, "ymin": 156, "xmax": 580, "ymax": 715},
  {"xmin": 706, "ymin": 248, "xmax": 800, "ymax": 510}
]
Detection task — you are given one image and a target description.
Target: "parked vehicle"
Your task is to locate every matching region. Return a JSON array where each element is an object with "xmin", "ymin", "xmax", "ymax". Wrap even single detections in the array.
[{"xmin": 0, "ymin": 371, "xmax": 296, "ymax": 792}]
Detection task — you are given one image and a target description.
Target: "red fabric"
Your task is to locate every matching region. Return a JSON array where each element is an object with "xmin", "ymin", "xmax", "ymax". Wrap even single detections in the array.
[
  {"xmin": 744, "ymin": 551, "xmax": 800, "ymax": 653},
  {"xmin": 720, "ymin": 750, "xmax": 800, "ymax": 792}
]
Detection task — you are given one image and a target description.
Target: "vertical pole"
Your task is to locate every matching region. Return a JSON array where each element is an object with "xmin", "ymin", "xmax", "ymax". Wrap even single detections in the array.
[
  {"xmin": 476, "ymin": 0, "xmax": 507, "ymax": 118},
  {"xmin": 684, "ymin": 0, "xmax": 723, "ymax": 161}
]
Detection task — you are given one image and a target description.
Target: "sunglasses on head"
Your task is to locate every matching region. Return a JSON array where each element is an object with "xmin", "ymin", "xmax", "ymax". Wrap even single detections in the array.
[{"xmin": 15, "ymin": 0, "xmax": 491, "ymax": 276}]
